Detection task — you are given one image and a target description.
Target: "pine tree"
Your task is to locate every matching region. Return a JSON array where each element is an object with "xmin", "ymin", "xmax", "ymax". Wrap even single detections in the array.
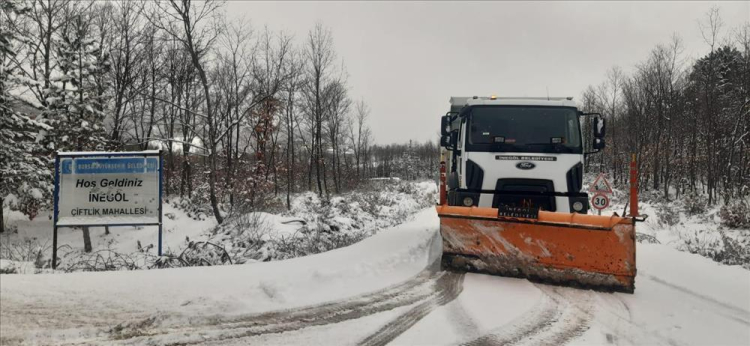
[
  {"xmin": 35, "ymin": 12, "xmax": 111, "ymax": 249},
  {"xmin": 1, "ymin": 0, "xmax": 52, "ymax": 232},
  {"xmin": 41, "ymin": 13, "xmax": 110, "ymax": 153}
]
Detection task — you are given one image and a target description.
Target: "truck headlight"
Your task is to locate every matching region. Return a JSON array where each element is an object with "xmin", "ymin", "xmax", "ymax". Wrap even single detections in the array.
[
  {"xmin": 573, "ymin": 201, "xmax": 584, "ymax": 212},
  {"xmin": 462, "ymin": 197, "xmax": 474, "ymax": 207}
]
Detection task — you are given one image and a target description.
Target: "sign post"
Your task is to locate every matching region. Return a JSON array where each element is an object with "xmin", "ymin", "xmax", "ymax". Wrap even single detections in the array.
[{"xmin": 52, "ymin": 151, "xmax": 163, "ymax": 269}]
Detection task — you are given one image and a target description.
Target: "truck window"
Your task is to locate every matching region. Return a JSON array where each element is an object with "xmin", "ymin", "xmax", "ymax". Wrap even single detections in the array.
[{"xmin": 467, "ymin": 106, "xmax": 582, "ymax": 154}]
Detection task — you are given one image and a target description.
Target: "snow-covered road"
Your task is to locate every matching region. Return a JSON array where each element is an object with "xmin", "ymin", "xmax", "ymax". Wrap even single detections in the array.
[{"xmin": 1, "ymin": 208, "xmax": 749, "ymax": 345}]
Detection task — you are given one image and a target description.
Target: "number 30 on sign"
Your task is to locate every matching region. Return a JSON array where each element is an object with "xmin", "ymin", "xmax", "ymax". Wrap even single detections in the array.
[{"xmin": 591, "ymin": 193, "xmax": 610, "ymax": 210}]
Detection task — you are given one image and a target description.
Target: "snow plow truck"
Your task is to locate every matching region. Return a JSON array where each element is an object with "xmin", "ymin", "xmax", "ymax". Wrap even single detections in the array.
[{"xmin": 436, "ymin": 96, "xmax": 641, "ymax": 293}]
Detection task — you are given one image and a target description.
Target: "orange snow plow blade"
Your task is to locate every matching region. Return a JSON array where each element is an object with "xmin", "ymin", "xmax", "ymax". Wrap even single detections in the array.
[{"xmin": 437, "ymin": 205, "xmax": 636, "ymax": 293}]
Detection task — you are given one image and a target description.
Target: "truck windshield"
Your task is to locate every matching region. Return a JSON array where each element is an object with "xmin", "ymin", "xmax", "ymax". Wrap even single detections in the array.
[{"xmin": 466, "ymin": 106, "xmax": 582, "ymax": 154}]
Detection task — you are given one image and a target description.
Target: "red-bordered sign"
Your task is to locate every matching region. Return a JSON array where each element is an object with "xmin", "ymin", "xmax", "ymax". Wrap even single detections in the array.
[
  {"xmin": 591, "ymin": 193, "xmax": 610, "ymax": 210},
  {"xmin": 589, "ymin": 173, "xmax": 614, "ymax": 194}
]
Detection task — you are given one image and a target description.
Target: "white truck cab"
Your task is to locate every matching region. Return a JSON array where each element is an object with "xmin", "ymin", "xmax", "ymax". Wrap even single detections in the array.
[{"xmin": 440, "ymin": 96, "xmax": 606, "ymax": 214}]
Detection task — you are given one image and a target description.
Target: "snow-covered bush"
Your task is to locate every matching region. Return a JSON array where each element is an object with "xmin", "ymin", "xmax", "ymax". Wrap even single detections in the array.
[
  {"xmin": 204, "ymin": 180, "xmax": 436, "ymax": 264},
  {"xmin": 1, "ymin": 220, "xmax": 18, "ymax": 234},
  {"xmin": 170, "ymin": 197, "xmax": 211, "ymax": 221},
  {"xmin": 284, "ymin": 228, "xmax": 367, "ymax": 258},
  {"xmin": 680, "ymin": 230, "xmax": 723, "ymax": 260},
  {"xmin": 211, "ymin": 211, "xmax": 272, "ymax": 262},
  {"xmin": 638, "ymin": 189, "xmax": 667, "ymax": 204},
  {"xmin": 175, "ymin": 241, "xmax": 232, "ymax": 267},
  {"xmin": 635, "ymin": 232, "xmax": 660, "ymax": 244},
  {"xmin": 151, "ymin": 240, "xmax": 232, "ymax": 269},
  {"xmin": 0, "ymin": 236, "xmax": 48, "ymax": 271},
  {"xmin": 680, "ymin": 229, "xmax": 750, "ymax": 270},
  {"xmin": 655, "ymin": 203, "xmax": 680, "ymax": 227},
  {"xmin": 0, "ymin": 262, "xmax": 18, "ymax": 274},
  {"xmin": 683, "ymin": 193, "xmax": 708, "ymax": 216},
  {"xmin": 719, "ymin": 199, "xmax": 750, "ymax": 229},
  {"xmin": 719, "ymin": 232, "xmax": 750, "ymax": 269},
  {"xmin": 57, "ymin": 246, "xmax": 151, "ymax": 272}
]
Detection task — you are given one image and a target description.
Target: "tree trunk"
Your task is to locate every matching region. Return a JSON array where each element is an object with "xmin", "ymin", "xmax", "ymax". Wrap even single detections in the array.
[
  {"xmin": 82, "ymin": 227, "xmax": 92, "ymax": 253},
  {"xmin": 1, "ymin": 196, "xmax": 4, "ymax": 233},
  {"xmin": 315, "ymin": 121, "xmax": 323, "ymax": 197},
  {"xmin": 286, "ymin": 98, "xmax": 294, "ymax": 210},
  {"xmin": 308, "ymin": 149, "xmax": 313, "ymax": 191},
  {"xmin": 331, "ymin": 140, "xmax": 339, "ymax": 193},
  {"xmin": 192, "ymin": 49, "xmax": 221, "ymax": 223}
]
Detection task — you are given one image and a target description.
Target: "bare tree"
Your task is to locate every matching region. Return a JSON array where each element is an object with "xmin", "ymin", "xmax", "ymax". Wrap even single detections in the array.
[
  {"xmin": 214, "ymin": 17, "xmax": 254, "ymax": 208},
  {"xmin": 351, "ymin": 99, "xmax": 370, "ymax": 181},
  {"xmin": 150, "ymin": 0, "xmax": 226, "ymax": 223},
  {"xmin": 302, "ymin": 23, "xmax": 337, "ymax": 199},
  {"xmin": 324, "ymin": 79, "xmax": 351, "ymax": 193},
  {"xmin": 108, "ymin": 0, "xmax": 146, "ymax": 146},
  {"xmin": 283, "ymin": 49, "xmax": 303, "ymax": 209},
  {"xmin": 248, "ymin": 28, "xmax": 293, "ymax": 206}
]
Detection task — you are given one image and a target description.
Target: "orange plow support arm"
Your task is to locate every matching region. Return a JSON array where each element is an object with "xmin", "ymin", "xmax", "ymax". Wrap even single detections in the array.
[{"xmin": 436, "ymin": 205, "xmax": 636, "ymax": 293}]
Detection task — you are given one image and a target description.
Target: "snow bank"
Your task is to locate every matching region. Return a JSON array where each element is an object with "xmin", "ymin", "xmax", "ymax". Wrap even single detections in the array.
[
  {"xmin": 2, "ymin": 180, "xmax": 439, "ymax": 275},
  {"xmin": 208, "ymin": 180, "xmax": 439, "ymax": 264},
  {"xmin": 0, "ymin": 259, "xmax": 36, "ymax": 274},
  {"xmin": 0, "ymin": 208, "xmax": 442, "ymax": 342}
]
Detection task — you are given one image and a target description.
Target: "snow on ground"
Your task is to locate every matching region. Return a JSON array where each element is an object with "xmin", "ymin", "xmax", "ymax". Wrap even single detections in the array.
[
  {"xmin": 0, "ymin": 180, "xmax": 439, "ymax": 271},
  {"xmin": 2, "ymin": 206, "xmax": 750, "ymax": 345},
  {"xmin": 382, "ymin": 242, "xmax": 750, "ymax": 346},
  {"xmin": 286, "ymin": 180, "xmax": 438, "ymax": 234},
  {"xmin": 0, "ymin": 209, "xmax": 442, "ymax": 345},
  {"xmin": 1, "ymin": 203, "xmax": 217, "ymax": 272},
  {"xmin": 0, "ymin": 259, "xmax": 35, "ymax": 275},
  {"xmin": 582, "ymin": 173, "xmax": 750, "ymax": 269}
]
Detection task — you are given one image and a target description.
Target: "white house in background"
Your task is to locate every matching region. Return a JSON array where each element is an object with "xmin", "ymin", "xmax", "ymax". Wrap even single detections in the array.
[
  {"xmin": 325, "ymin": 148, "xmax": 355, "ymax": 156},
  {"xmin": 147, "ymin": 136, "xmax": 207, "ymax": 156}
]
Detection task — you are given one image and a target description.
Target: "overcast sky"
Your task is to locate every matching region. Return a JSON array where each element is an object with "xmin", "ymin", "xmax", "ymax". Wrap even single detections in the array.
[{"xmin": 225, "ymin": 1, "xmax": 749, "ymax": 145}]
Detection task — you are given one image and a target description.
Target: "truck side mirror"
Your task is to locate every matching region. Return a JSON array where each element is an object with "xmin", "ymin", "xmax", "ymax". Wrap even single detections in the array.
[
  {"xmin": 441, "ymin": 131, "xmax": 458, "ymax": 150},
  {"xmin": 593, "ymin": 137, "xmax": 605, "ymax": 150},
  {"xmin": 441, "ymin": 115, "xmax": 451, "ymax": 136},
  {"xmin": 593, "ymin": 117, "xmax": 606, "ymax": 138},
  {"xmin": 440, "ymin": 134, "xmax": 452, "ymax": 148}
]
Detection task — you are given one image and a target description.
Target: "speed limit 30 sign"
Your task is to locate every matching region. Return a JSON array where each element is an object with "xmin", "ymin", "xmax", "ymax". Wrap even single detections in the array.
[{"xmin": 591, "ymin": 193, "xmax": 610, "ymax": 210}]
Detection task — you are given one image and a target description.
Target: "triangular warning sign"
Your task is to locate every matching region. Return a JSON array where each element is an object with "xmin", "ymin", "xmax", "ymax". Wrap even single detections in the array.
[{"xmin": 589, "ymin": 173, "xmax": 613, "ymax": 194}]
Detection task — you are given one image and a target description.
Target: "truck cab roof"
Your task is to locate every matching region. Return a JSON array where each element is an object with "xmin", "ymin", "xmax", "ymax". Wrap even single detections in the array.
[{"xmin": 449, "ymin": 96, "xmax": 578, "ymax": 113}]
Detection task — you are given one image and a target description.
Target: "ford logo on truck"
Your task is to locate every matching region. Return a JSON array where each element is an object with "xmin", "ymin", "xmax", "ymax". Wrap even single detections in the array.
[{"xmin": 516, "ymin": 162, "xmax": 536, "ymax": 170}]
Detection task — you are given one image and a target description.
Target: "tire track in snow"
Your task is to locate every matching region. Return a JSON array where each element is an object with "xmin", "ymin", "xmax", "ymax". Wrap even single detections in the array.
[
  {"xmin": 532, "ymin": 285, "xmax": 687, "ymax": 346},
  {"xmin": 98, "ymin": 269, "xmax": 456, "ymax": 345},
  {"xmin": 461, "ymin": 284, "xmax": 594, "ymax": 346},
  {"xmin": 356, "ymin": 271, "xmax": 465, "ymax": 346},
  {"xmin": 461, "ymin": 294, "xmax": 560, "ymax": 346},
  {"xmin": 610, "ymin": 294, "xmax": 682, "ymax": 346},
  {"xmin": 642, "ymin": 273, "xmax": 750, "ymax": 326}
]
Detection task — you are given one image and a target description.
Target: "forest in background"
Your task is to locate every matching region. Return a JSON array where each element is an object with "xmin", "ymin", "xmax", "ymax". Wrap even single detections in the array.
[
  {"xmin": 1, "ymin": 0, "xmax": 439, "ymax": 234},
  {"xmin": 2, "ymin": 1, "xmax": 748, "ymax": 236},
  {"xmin": 581, "ymin": 8, "xmax": 749, "ymax": 207}
]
